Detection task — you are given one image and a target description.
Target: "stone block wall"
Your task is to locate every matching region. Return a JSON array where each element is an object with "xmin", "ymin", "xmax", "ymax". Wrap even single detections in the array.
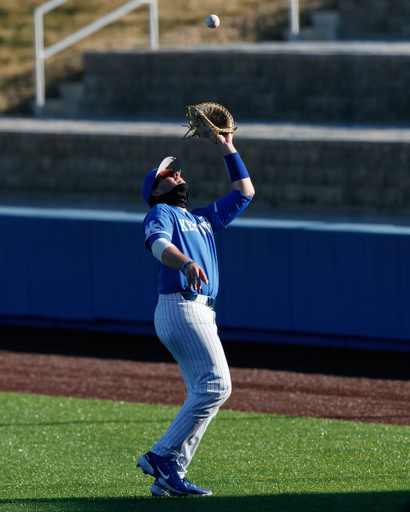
[
  {"xmin": 338, "ymin": 0, "xmax": 410, "ymax": 40},
  {"xmin": 80, "ymin": 48, "xmax": 410, "ymax": 125},
  {"xmin": 1, "ymin": 129, "xmax": 409, "ymax": 218}
]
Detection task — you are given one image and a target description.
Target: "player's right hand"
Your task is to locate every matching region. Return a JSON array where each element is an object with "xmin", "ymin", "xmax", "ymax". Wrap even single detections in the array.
[{"xmin": 183, "ymin": 262, "xmax": 208, "ymax": 291}]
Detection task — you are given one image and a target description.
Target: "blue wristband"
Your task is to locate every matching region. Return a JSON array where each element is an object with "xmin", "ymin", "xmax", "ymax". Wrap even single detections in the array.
[
  {"xmin": 182, "ymin": 260, "xmax": 194, "ymax": 271},
  {"xmin": 223, "ymin": 153, "xmax": 250, "ymax": 183}
]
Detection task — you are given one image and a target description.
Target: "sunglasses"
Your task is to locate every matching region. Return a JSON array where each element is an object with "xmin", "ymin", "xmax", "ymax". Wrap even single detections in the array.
[
  {"xmin": 160, "ymin": 170, "xmax": 177, "ymax": 179},
  {"xmin": 152, "ymin": 169, "xmax": 179, "ymax": 189}
]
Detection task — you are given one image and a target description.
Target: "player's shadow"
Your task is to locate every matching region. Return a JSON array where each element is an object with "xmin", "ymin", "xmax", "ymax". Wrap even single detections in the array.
[{"xmin": 2, "ymin": 491, "xmax": 410, "ymax": 512}]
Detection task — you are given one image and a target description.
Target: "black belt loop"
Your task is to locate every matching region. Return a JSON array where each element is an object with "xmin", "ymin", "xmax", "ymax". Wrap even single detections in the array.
[
  {"xmin": 181, "ymin": 293, "xmax": 216, "ymax": 310},
  {"xmin": 207, "ymin": 297, "xmax": 216, "ymax": 309}
]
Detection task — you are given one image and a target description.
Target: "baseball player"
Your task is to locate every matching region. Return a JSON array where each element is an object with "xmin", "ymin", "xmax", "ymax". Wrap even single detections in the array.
[{"xmin": 137, "ymin": 132, "xmax": 255, "ymax": 497}]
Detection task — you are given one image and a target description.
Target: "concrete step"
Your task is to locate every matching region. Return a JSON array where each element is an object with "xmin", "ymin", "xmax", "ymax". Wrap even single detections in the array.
[
  {"xmin": 59, "ymin": 82, "xmax": 84, "ymax": 101},
  {"xmin": 284, "ymin": 10, "xmax": 340, "ymax": 41},
  {"xmin": 42, "ymin": 99, "xmax": 80, "ymax": 118},
  {"xmin": 41, "ymin": 82, "xmax": 84, "ymax": 119}
]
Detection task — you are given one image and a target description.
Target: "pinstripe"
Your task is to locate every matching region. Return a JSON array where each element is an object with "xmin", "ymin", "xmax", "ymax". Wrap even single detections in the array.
[{"xmin": 152, "ymin": 294, "xmax": 231, "ymax": 471}]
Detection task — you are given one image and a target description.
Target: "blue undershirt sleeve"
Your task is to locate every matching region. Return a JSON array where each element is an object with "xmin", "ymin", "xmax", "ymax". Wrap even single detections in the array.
[
  {"xmin": 214, "ymin": 190, "xmax": 253, "ymax": 228},
  {"xmin": 193, "ymin": 190, "xmax": 252, "ymax": 233}
]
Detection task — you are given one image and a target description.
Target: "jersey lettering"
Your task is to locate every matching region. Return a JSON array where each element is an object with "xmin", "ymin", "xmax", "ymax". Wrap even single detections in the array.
[
  {"xmin": 200, "ymin": 221, "xmax": 212, "ymax": 234},
  {"xmin": 179, "ymin": 218, "xmax": 211, "ymax": 236},
  {"xmin": 178, "ymin": 219, "xmax": 189, "ymax": 232},
  {"xmin": 186, "ymin": 220, "xmax": 199, "ymax": 232}
]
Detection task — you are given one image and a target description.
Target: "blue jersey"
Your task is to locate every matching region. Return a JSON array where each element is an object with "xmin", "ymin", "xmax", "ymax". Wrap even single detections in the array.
[{"xmin": 143, "ymin": 190, "xmax": 252, "ymax": 297}]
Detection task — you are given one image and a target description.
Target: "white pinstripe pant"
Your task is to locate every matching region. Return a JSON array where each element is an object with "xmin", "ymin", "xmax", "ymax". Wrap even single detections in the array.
[{"xmin": 151, "ymin": 293, "xmax": 232, "ymax": 473}]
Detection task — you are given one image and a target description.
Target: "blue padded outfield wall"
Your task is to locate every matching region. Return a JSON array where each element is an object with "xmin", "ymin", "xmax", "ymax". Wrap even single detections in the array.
[{"xmin": 0, "ymin": 206, "xmax": 409, "ymax": 352}]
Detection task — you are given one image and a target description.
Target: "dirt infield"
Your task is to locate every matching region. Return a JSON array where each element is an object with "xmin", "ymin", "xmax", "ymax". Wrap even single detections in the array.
[{"xmin": 1, "ymin": 347, "xmax": 410, "ymax": 426}]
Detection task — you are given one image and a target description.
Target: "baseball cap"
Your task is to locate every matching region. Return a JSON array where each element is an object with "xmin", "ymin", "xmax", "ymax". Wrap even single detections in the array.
[{"xmin": 142, "ymin": 156, "xmax": 181, "ymax": 205}]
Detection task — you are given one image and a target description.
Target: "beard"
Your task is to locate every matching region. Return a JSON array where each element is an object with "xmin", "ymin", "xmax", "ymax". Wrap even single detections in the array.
[{"xmin": 151, "ymin": 183, "xmax": 190, "ymax": 209}]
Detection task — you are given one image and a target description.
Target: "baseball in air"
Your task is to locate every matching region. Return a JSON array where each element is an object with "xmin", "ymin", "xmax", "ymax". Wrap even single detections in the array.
[{"xmin": 206, "ymin": 14, "xmax": 220, "ymax": 29}]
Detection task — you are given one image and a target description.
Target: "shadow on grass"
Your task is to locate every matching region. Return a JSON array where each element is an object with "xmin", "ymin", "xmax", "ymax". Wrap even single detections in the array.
[
  {"xmin": 0, "ymin": 418, "xmax": 173, "ymax": 428},
  {"xmin": 1, "ymin": 491, "xmax": 410, "ymax": 512}
]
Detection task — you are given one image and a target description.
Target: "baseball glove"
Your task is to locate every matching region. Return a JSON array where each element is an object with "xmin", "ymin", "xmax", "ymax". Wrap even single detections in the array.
[{"xmin": 182, "ymin": 102, "xmax": 236, "ymax": 144}]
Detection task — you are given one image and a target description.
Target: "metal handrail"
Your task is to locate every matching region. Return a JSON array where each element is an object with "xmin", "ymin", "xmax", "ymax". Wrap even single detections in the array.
[
  {"xmin": 33, "ymin": 0, "xmax": 159, "ymax": 117},
  {"xmin": 289, "ymin": 0, "xmax": 300, "ymax": 40}
]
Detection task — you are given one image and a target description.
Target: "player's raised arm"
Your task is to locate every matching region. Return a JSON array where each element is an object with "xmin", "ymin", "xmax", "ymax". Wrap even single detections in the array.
[{"xmin": 216, "ymin": 133, "xmax": 255, "ymax": 197}]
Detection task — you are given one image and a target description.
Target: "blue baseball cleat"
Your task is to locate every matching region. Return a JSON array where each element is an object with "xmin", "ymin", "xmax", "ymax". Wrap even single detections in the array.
[
  {"xmin": 137, "ymin": 451, "xmax": 188, "ymax": 495},
  {"xmin": 181, "ymin": 476, "xmax": 212, "ymax": 496},
  {"xmin": 151, "ymin": 478, "xmax": 213, "ymax": 497},
  {"xmin": 151, "ymin": 479, "xmax": 180, "ymax": 497},
  {"xmin": 138, "ymin": 451, "xmax": 212, "ymax": 496}
]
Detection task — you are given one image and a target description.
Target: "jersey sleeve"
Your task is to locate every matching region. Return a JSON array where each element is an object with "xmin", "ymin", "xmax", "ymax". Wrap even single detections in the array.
[
  {"xmin": 143, "ymin": 204, "xmax": 174, "ymax": 250},
  {"xmin": 192, "ymin": 190, "xmax": 253, "ymax": 233}
]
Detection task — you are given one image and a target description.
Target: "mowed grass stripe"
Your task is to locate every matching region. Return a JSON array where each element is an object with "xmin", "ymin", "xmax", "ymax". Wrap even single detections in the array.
[{"xmin": 0, "ymin": 391, "xmax": 409, "ymax": 512}]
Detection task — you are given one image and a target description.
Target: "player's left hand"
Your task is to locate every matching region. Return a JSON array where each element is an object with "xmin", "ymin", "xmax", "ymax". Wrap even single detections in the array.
[
  {"xmin": 216, "ymin": 132, "xmax": 236, "ymax": 157},
  {"xmin": 217, "ymin": 132, "xmax": 233, "ymax": 145}
]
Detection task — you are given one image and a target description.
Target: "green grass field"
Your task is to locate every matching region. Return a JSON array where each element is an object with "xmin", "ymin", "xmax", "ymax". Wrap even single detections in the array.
[{"xmin": 1, "ymin": 391, "xmax": 409, "ymax": 512}]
